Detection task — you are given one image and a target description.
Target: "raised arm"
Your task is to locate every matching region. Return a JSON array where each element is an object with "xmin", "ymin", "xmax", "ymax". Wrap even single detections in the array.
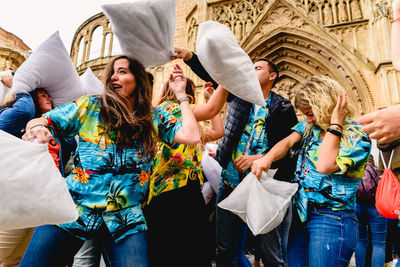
[
  {"xmin": 169, "ymin": 64, "xmax": 201, "ymax": 145},
  {"xmin": 192, "ymin": 85, "xmax": 229, "ymax": 121},
  {"xmin": 201, "ymin": 82, "xmax": 224, "ymax": 142},
  {"xmin": 172, "ymin": 47, "xmax": 218, "ymax": 89},
  {"xmin": 251, "ymin": 131, "xmax": 302, "ymax": 179},
  {"xmin": 317, "ymin": 95, "xmax": 347, "ymax": 174}
]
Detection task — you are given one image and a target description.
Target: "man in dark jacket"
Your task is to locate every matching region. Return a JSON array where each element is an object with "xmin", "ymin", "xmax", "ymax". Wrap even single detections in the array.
[{"xmin": 174, "ymin": 48, "xmax": 298, "ymax": 266}]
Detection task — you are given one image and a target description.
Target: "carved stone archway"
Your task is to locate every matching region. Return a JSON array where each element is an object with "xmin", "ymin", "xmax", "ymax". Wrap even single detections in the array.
[{"xmin": 238, "ymin": 0, "xmax": 377, "ymax": 114}]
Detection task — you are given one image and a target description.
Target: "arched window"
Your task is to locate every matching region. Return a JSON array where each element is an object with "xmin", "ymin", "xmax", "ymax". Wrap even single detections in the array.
[
  {"xmin": 104, "ymin": 33, "xmax": 111, "ymax": 56},
  {"xmin": 77, "ymin": 36, "xmax": 85, "ymax": 66},
  {"xmin": 89, "ymin": 26, "xmax": 103, "ymax": 60}
]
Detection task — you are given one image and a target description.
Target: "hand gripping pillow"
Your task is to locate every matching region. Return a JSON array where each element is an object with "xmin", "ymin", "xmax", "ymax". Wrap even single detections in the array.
[
  {"xmin": 0, "ymin": 130, "xmax": 78, "ymax": 230},
  {"xmin": 80, "ymin": 67, "xmax": 104, "ymax": 95},
  {"xmin": 196, "ymin": 21, "xmax": 265, "ymax": 106},
  {"xmin": 218, "ymin": 171, "xmax": 298, "ymax": 235},
  {"xmin": 11, "ymin": 31, "xmax": 84, "ymax": 107},
  {"xmin": 0, "ymin": 70, "xmax": 12, "ymax": 104},
  {"xmin": 102, "ymin": 0, "xmax": 176, "ymax": 68}
]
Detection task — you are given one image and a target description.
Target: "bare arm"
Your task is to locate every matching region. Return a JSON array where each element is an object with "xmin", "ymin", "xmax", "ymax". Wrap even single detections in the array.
[
  {"xmin": 201, "ymin": 82, "xmax": 224, "ymax": 142},
  {"xmin": 392, "ymin": 0, "xmax": 400, "ymax": 71},
  {"xmin": 251, "ymin": 131, "xmax": 302, "ymax": 179},
  {"xmin": 193, "ymin": 85, "xmax": 229, "ymax": 121},
  {"xmin": 317, "ymin": 95, "xmax": 347, "ymax": 174},
  {"xmin": 169, "ymin": 65, "xmax": 201, "ymax": 145}
]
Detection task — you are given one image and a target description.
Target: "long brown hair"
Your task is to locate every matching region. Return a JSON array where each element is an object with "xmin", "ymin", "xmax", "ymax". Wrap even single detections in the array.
[
  {"xmin": 100, "ymin": 55, "xmax": 157, "ymax": 159},
  {"xmin": 156, "ymin": 78, "xmax": 196, "ymax": 106}
]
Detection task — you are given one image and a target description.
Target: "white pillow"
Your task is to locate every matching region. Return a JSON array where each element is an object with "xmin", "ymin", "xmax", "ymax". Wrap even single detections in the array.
[
  {"xmin": 196, "ymin": 21, "xmax": 265, "ymax": 106},
  {"xmin": 10, "ymin": 31, "xmax": 84, "ymax": 107},
  {"xmin": 218, "ymin": 171, "xmax": 298, "ymax": 235},
  {"xmin": 80, "ymin": 67, "xmax": 104, "ymax": 95},
  {"xmin": 0, "ymin": 130, "xmax": 78, "ymax": 230},
  {"xmin": 102, "ymin": 0, "xmax": 176, "ymax": 68}
]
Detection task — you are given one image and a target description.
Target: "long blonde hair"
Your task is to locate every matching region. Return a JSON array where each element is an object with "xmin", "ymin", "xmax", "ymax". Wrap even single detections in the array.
[{"xmin": 294, "ymin": 75, "xmax": 360, "ymax": 146}]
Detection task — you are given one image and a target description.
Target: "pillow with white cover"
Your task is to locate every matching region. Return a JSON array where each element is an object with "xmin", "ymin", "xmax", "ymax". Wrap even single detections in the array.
[
  {"xmin": 11, "ymin": 32, "xmax": 84, "ymax": 107},
  {"xmin": 102, "ymin": 0, "xmax": 176, "ymax": 68},
  {"xmin": 80, "ymin": 67, "xmax": 104, "ymax": 95},
  {"xmin": 196, "ymin": 21, "xmax": 265, "ymax": 106}
]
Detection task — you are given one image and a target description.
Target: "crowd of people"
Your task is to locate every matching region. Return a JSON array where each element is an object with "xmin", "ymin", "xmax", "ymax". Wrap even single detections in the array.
[{"xmin": 0, "ymin": 1, "xmax": 400, "ymax": 266}]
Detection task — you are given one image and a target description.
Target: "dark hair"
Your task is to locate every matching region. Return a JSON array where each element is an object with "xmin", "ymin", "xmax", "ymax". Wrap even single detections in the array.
[
  {"xmin": 100, "ymin": 55, "xmax": 157, "ymax": 160},
  {"xmin": 30, "ymin": 88, "xmax": 51, "ymax": 118},
  {"xmin": 255, "ymin": 58, "xmax": 279, "ymax": 87},
  {"xmin": 156, "ymin": 78, "xmax": 196, "ymax": 106}
]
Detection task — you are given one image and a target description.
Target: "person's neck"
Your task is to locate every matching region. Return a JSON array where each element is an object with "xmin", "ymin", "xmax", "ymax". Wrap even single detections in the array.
[{"xmin": 261, "ymin": 83, "xmax": 273, "ymax": 100}]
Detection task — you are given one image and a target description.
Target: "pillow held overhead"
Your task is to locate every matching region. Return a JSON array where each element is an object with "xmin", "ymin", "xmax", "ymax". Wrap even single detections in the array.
[
  {"xmin": 196, "ymin": 21, "xmax": 265, "ymax": 106},
  {"xmin": 80, "ymin": 67, "xmax": 104, "ymax": 95},
  {"xmin": 102, "ymin": 0, "xmax": 176, "ymax": 68},
  {"xmin": 10, "ymin": 31, "xmax": 83, "ymax": 107}
]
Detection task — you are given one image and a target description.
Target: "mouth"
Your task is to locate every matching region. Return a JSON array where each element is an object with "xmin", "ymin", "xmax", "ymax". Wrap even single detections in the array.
[{"xmin": 112, "ymin": 84, "xmax": 122, "ymax": 91}]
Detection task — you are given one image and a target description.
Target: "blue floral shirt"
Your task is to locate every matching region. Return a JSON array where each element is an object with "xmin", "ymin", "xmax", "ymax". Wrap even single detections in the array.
[
  {"xmin": 293, "ymin": 119, "xmax": 371, "ymax": 222},
  {"xmin": 44, "ymin": 96, "xmax": 181, "ymax": 243},
  {"xmin": 222, "ymin": 95, "xmax": 271, "ymax": 188}
]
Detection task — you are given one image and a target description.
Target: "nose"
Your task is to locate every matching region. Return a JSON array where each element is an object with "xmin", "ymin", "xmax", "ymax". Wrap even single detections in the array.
[{"xmin": 111, "ymin": 73, "xmax": 118, "ymax": 81}]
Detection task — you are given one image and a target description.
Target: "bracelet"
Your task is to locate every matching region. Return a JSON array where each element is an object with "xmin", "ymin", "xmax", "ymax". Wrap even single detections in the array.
[
  {"xmin": 29, "ymin": 123, "xmax": 49, "ymax": 131},
  {"xmin": 177, "ymin": 96, "xmax": 190, "ymax": 105},
  {"xmin": 327, "ymin": 128, "xmax": 343, "ymax": 138},
  {"xmin": 330, "ymin": 123, "xmax": 343, "ymax": 130},
  {"xmin": 391, "ymin": 17, "xmax": 400, "ymax": 23}
]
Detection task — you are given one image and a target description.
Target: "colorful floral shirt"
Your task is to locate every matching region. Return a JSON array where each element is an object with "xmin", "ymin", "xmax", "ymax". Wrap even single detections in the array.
[
  {"xmin": 44, "ymin": 96, "xmax": 181, "ymax": 243},
  {"xmin": 293, "ymin": 119, "xmax": 371, "ymax": 222},
  {"xmin": 147, "ymin": 101, "xmax": 203, "ymax": 203},
  {"xmin": 222, "ymin": 95, "xmax": 272, "ymax": 188}
]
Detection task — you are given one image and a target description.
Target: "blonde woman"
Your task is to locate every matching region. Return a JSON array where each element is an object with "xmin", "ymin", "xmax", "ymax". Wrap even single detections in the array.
[{"xmin": 252, "ymin": 76, "xmax": 371, "ymax": 267}]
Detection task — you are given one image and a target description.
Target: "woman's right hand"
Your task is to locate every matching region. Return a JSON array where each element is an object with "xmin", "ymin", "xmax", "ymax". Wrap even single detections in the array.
[
  {"xmin": 22, "ymin": 124, "xmax": 53, "ymax": 144},
  {"xmin": 203, "ymin": 82, "xmax": 214, "ymax": 102},
  {"xmin": 169, "ymin": 64, "xmax": 187, "ymax": 99},
  {"xmin": 251, "ymin": 157, "xmax": 272, "ymax": 180}
]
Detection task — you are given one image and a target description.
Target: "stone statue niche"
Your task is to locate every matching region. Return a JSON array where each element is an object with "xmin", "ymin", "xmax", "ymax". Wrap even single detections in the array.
[
  {"xmin": 350, "ymin": 0, "xmax": 362, "ymax": 20},
  {"xmin": 323, "ymin": 2, "xmax": 333, "ymax": 25},
  {"xmin": 337, "ymin": 0, "xmax": 348, "ymax": 23},
  {"xmin": 309, "ymin": 3, "xmax": 320, "ymax": 24}
]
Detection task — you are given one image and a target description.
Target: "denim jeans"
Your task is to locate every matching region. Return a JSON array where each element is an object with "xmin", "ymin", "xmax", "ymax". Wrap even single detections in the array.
[
  {"xmin": 355, "ymin": 204, "xmax": 387, "ymax": 267},
  {"xmin": 19, "ymin": 224, "xmax": 149, "ymax": 267},
  {"xmin": 216, "ymin": 183, "xmax": 284, "ymax": 267},
  {"xmin": 288, "ymin": 208, "xmax": 358, "ymax": 267}
]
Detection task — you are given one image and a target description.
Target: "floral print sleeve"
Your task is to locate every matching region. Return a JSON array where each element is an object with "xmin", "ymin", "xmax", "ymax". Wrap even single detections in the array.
[
  {"xmin": 335, "ymin": 126, "xmax": 371, "ymax": 178},
  {"xmin": 43, "ymin": 96, "xmax": 89, "ymax": 142},
  {"xmin": 292, "ymin": 119, "xmax": 307, "ymax": 136},
  {"xmin": 152, "ymin": 106, "xmax": 182, "ymax": 146}
]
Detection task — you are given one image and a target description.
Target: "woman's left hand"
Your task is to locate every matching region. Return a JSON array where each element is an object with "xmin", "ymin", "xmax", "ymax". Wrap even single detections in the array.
[
  {"xmin": 330, "ymin": 94, "xmax": 348, "ymax": 126},
  {"xmin": 168, "ymin": 64, "xmax": 187, "ymax": 98}
]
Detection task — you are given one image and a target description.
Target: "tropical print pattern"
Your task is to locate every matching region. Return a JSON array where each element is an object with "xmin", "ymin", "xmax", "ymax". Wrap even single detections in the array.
[
  {"xmin": 292, "ymin": 119, "xmax": 371, "ymax": 222},
  {"xmin": 147, "ymin": 101, "xmax": 203, "ymax": 203},
  {"xmin": 222, "ymin": 95, "xmax": 272, "ymax": 188},
  {"xmin": 44, "ymin": 95, "xmax": 181, "ymax": 243}
]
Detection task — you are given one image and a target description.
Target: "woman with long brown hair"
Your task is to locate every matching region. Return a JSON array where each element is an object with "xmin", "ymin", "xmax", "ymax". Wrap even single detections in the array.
[{"xmin": 19, "ymin": 55, "xmax": 200, "ymax": 267}]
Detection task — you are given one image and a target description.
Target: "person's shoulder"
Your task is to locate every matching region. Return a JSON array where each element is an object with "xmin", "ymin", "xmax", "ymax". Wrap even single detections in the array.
[{"xmin": 270, "ymin": 91, "xmax": 293, "ymax": 109}]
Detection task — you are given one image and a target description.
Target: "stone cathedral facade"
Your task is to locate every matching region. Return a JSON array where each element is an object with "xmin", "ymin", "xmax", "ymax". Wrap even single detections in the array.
[{"xmin": 69, "ymin": 0, "xmax": 399, "ymax": 114}]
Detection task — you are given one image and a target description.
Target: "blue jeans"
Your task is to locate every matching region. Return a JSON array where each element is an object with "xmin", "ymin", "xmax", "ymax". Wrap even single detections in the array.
[
  {"xmin": 20, "ymin": 224, "xmax": 149, "ymax": 267},
  {"xmin": 355, "ymin": 204, "xmax": 387, "ymax": 267},
  {"xmin": 288, "ymin": 208, "xmax": 358, "ymax": 267},
  {"xmin": 216, "ymin": 183, "xmax": 284, "ymax": 267}
]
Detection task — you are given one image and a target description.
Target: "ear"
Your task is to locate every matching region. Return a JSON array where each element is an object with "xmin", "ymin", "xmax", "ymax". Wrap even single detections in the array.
[{"xmin": 269, "ymin": 72, "xmax": 277, "ymax": 81}]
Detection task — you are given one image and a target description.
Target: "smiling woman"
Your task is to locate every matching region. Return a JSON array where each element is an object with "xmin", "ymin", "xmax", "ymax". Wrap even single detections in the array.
[{"xmin": 18, "ymin": 55, "xmax": 201, "ymax": 267}]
